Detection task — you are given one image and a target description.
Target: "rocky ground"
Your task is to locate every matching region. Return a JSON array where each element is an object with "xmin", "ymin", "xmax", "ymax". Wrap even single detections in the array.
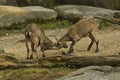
[
  {"xmin": 0, "ymin": 25, "xmax": 120, "ymax": 80},
  {"xmin": 56, "ymin": 66, "xmax": 120, "ymax": 80},
  {"xmin": 0, "ymin": 26, "xmax": 120, "ymax": 60}
]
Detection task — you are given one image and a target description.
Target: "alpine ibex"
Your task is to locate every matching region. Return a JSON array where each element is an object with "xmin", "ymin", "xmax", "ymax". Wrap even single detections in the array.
[
  {"xmin": 55, "ymin": 19, "xmax": 99, "ymax": 54},
  {"xmin": 25, "ymin": 23, "xmax": 55, "ymax": 59}
]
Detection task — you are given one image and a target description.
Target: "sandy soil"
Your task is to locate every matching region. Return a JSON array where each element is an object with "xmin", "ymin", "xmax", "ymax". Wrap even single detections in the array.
[{"xmin": 0, "ymin": 27, "xmax": 120, "ymax": 60}]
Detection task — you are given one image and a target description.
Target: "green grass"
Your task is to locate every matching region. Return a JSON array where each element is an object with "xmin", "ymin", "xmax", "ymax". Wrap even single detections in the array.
[
  {"xmin": 0, "ymin": 20, "xmax": 72, "ymax": 36},
  {"xmin": 14, "ymin": 20, "xmax": 72, "ymax": 30},
  {"xmin": 41, "ymin": 20, "xmax": 72, "ymax": 29},
  {"xmin": 96, "ymin": 20, "xmax": 112, "ymax": 30},
  {"xmin": 1, "ymin": 67, "xmax": 75, "ymax": 80},
  {"xmin": 0, "ymin": 20, "xmax": 118, "ymax": 37}
]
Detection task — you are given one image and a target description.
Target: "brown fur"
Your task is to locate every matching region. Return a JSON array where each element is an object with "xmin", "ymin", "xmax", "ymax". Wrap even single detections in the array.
[
  {"xmin": 55, "ymin": 19, "xmax": 99, "ymax": 53},
  {"xmin": 25, "ymin": 23, "xmax": 53, "ymax": 59}
]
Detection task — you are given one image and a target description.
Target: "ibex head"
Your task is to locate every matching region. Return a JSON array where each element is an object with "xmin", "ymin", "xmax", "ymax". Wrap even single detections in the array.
[
  {"xmin": 41, "ymin": 39, "xmax": 55, "ymax": 50},
  {"xmin": 43, "ymin": 43, "xmax": 53, "ymax": 50},
  {"xmin": 54, "ymin": 37, "xmax": 68, "ymax": 49}
]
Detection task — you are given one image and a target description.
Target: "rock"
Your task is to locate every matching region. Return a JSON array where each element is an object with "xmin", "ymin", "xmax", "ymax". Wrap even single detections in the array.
[
  {"xmin": 55, "ymin": 5, "xmax": 120, "ymax": 20},
  {"xmin": 56, "ymin": 66, "xmax": 120, "ymax": 80},
  {"xmin": 0, "ymin": 0, "xmax": 18, "ymax": 6},
  {"xmin": 0, "ymin": 0, "xmax": 6, "ymax": 5},
  {"xmin": 22, "ymin": 6, "xmax": 57, "ymax": 20},
  {"xmin": 0, "ymin": 48, "xmax": 5, "ymax": 53},
  {"xmin": 16, "ymin": 0, "xmax": 55, "ymax": 8},
  {"xmin": 56, "ymin": 0, "xmax": 120, "ymax": 10},
  {"xmin": 0, "ymin": 5, "xmax": 57, "ymax": 29}
]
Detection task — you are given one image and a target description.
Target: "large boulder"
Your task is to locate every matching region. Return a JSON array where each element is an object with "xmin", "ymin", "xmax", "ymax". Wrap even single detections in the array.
[
  {"xmin": 17, "ymin": 0, "xmax": 55, "ymax": 8},
  {"xmin": 56, "ymin": 66, "xmax": 120, "ymax": 80},
  {"xmin": 55, "ymin": 0, "xmax": 120, "ymax": 10},
  {"xmin": 22, "ymin": 6, "xmax": 57, "ymax": 20},
  {"xmin": 0, "ymin": 0, "xmax": 6, "ymax": 5},
  {"xmin": 0, "ymin": 6, "xmax": 57, "ymax": 29},
  {"xmin": 0, "ymin": 0, "xmax": 18, "ymax": 6},
  {"xmin": 55, "ymin": 5, "xmax": 120, "ymax": 20}
]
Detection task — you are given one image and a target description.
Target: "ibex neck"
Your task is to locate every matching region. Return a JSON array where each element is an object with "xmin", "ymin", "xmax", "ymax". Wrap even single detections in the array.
[
  {"xmin": 58, "ymin": 33, "xmax": 70, "ymax": 42},
  {"xmin": 44, "ymin": 36, "xmax": 52, "ymax": 43}
]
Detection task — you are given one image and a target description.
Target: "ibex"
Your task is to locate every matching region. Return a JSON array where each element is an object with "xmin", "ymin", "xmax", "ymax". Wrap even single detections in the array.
[
  {"xmin": 55, "ymin": 19, "xmax": 99, "ymax": 54},
  {"xmin": 25, "ymin": 23, "xmax": 55, "ymax": 59}
]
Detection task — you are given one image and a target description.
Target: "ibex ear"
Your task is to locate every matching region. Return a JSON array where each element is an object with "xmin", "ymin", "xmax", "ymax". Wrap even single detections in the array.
[{"xmin": 55, "ymin": 37, "xmax": 58, "ymax": 41}]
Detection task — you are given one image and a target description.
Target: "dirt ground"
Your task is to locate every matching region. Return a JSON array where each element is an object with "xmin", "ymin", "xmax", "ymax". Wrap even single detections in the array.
[{"xmin": 0, "ymin": 26, "xmax": 120, "ymax": 60}]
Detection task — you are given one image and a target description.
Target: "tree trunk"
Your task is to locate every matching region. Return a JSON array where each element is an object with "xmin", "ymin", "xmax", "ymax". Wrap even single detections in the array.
[
  {"xmin": 0, "ymin": 55, "xmax": 120, "ymax": 70},
  {"xmin": 94, "ymin": 16, "xmax": 120, "ymax": 25},
  {"xmin": 39, "ymin": 55, "xmax": 120, "ymax": 68}
]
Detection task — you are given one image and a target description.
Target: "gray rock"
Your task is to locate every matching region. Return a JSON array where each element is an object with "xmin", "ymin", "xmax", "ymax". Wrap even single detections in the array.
[
  {"xmin": 55, "ymin": 5, "xmax": 120, "ymax": 20},
  {"xmin": 0, "ymin": 5, "xmax": 57, "ymax": 29},
  {"xmin": 22, "ymin": 6, "xmax": 57, "ymax": 20},
  {"xmin": 0, "ymin": 0, "xmax": 6, "ymax": 4},
  {"xmin": 0, "ymin": 47, "xmax": 5, "ymax": 53},
  {"xmin": 0, "ymin": 0, "xmax": 18, "ymax": 6},
  {"xmin": 56, "ymin": 66, "xmax": 120, "ymax": 80},
  {"xmin": 56, "ymin": 0, "xmax": 120, "ymax": 10}
]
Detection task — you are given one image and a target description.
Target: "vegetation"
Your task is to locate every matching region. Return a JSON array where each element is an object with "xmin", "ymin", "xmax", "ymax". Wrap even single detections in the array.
[
  {"xmin": 97, "ymin": 20, "xmax": 111, "ymax": 30},
  {"xmin": 0, "ymin": 1, "xmax": 119, "ymax": 80},
  {"xmin": 0, "ymin": 20, "xmax": 72, "ymax": 36},
  {"xmin": 0, "ymin": 19, "xmax": 119, "ymax": 37},
  {"xmin": 1, "ymin": 67, "xmax": 75, "ymax": 80},
  {"xmin": 41, "ymin": 20, "xmax": 72, "ymax": 29}
]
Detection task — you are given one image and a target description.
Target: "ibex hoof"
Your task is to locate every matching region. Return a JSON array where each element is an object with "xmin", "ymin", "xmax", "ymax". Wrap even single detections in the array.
[
  {"xmin": 42, "ymin": 55, "xmax": 46, "ymax": 58},
  {"xmin": 87, "ymin": 48, "xmax": 90, "ymax": 51},
  {"xmin": 26, "ymin": 57, "xmax": 29, "ymax": 59},
  {"xmin": 62, "ymin": 51, "xmax": 67, "ymax": 55},
  {"xmin": 30, "ymin": 55, "xmax": 33, "ymax": 59},
  {"xmin": 95, "ymin": 50, "xmax": 99, "ymax": 53},
  {"xmin": 68, "ymin": 51, "xmax": 73, "ymax": 54}
]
